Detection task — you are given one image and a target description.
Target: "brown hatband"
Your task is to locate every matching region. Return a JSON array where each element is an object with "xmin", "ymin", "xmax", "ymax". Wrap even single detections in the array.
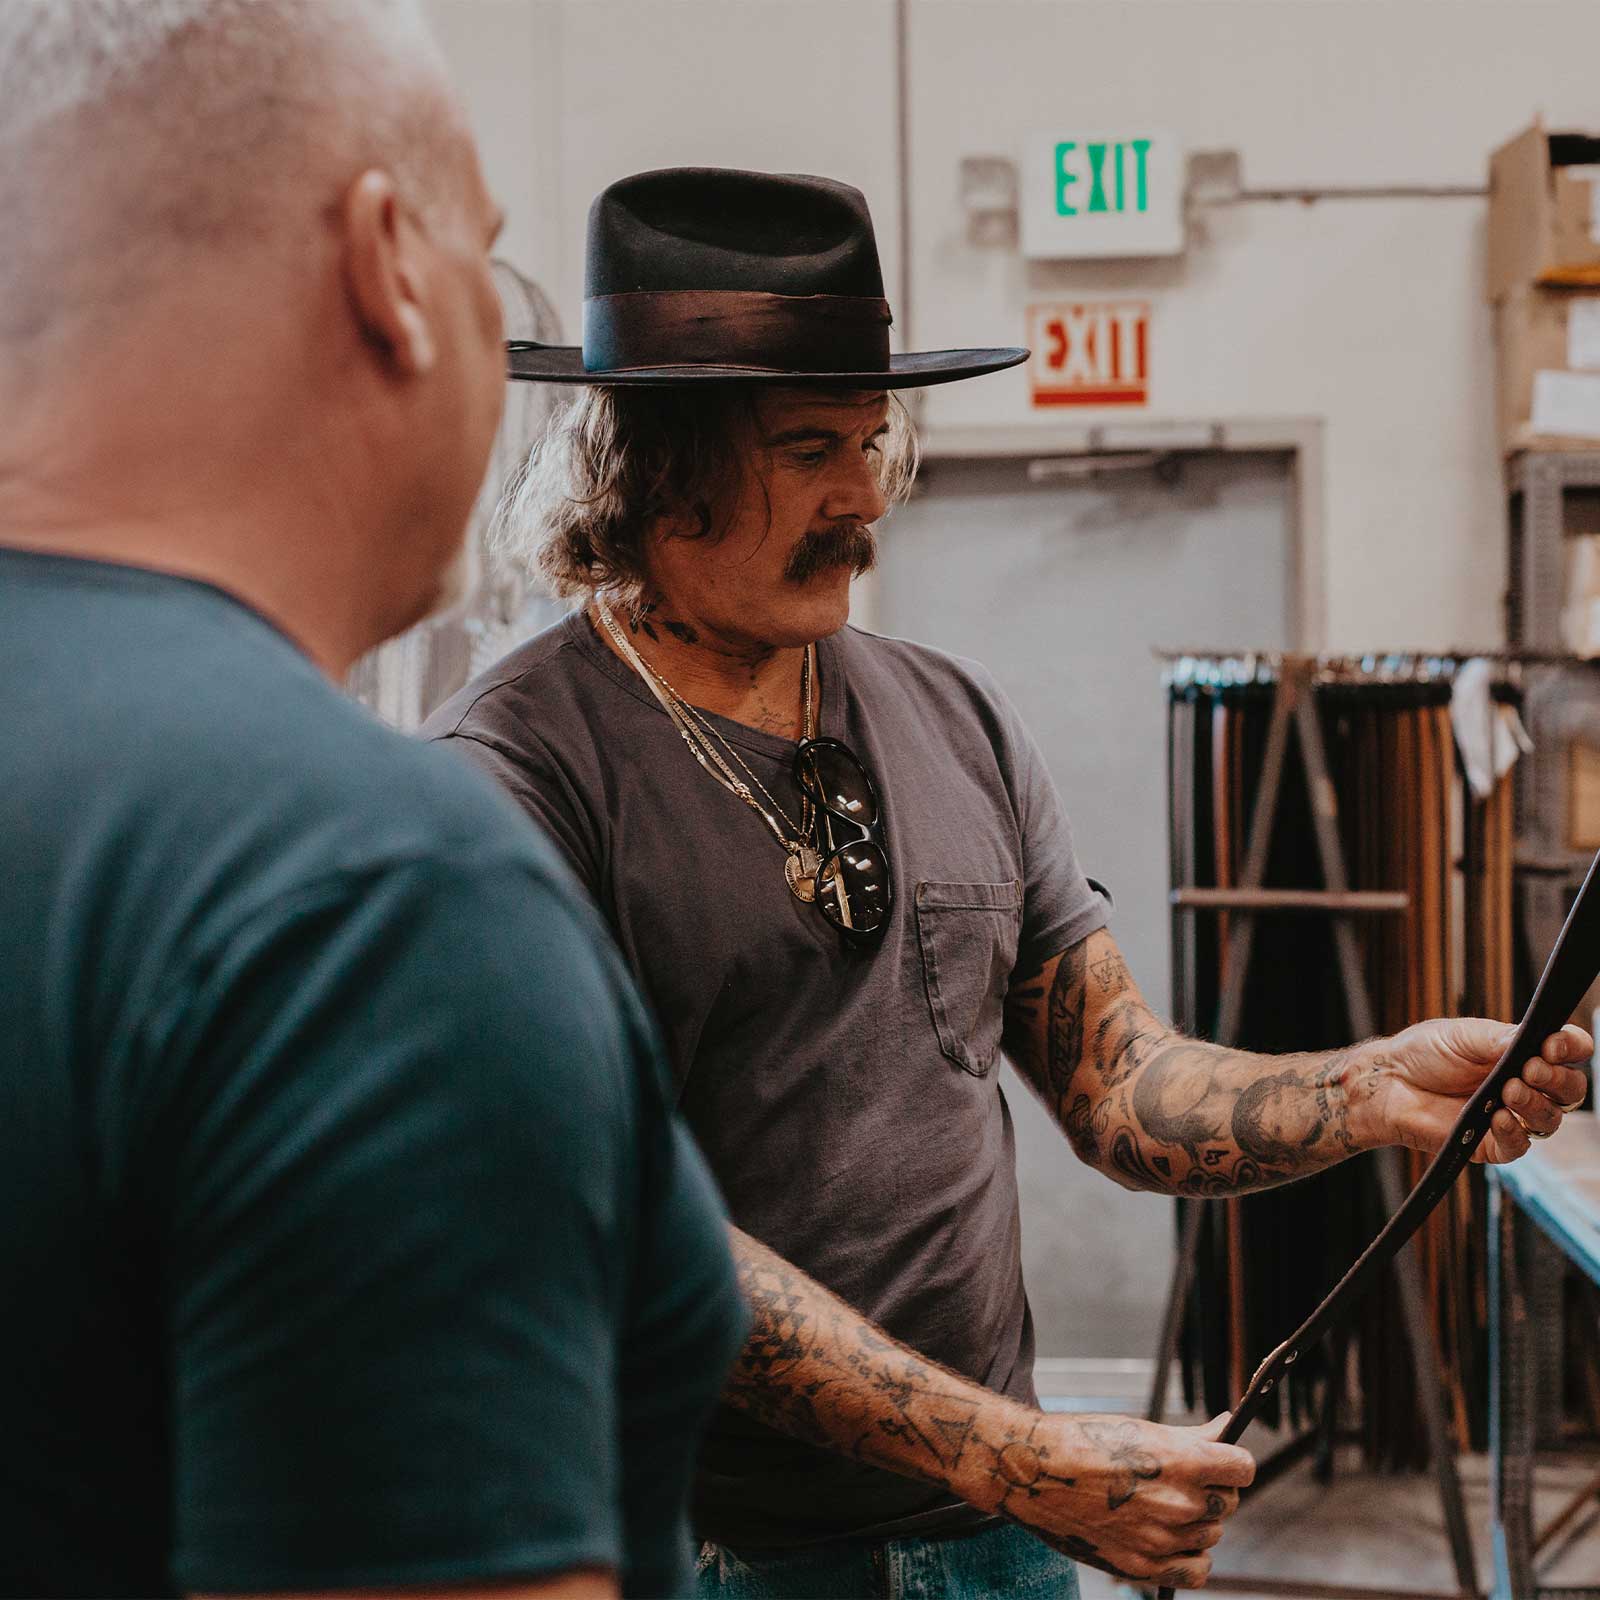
[{"xmin": 581, "ymin": 289, "xmax": 892, "ymax": 374}]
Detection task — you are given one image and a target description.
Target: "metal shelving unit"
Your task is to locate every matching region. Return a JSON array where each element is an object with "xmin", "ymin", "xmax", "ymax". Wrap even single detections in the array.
[
  {"xmin": 1505, "ymin": 450, "xmax": 1600, "ymax": 1464},
  {"xmin": 1508, "ymin": 453, "xmax": 1600, "ymax": 966},
  {"xmin": 1507, "ymin": 453, "xmax": 1600, "ymax": 652}
]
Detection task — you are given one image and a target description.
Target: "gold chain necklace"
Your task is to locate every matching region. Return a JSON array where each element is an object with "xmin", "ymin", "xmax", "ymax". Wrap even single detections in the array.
[
  {"xmin": 643, "ymin": 649, "xmax": 814, "ymax": 841},
  {"xmin": 595, "ymin": 601, "xmax": 822, "ymax": 902}
]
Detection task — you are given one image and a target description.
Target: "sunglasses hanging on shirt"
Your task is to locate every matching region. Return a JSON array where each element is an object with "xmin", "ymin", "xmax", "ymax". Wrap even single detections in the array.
[
  {"xmin": 794, "ymin": 736, "xmax": 892, "ymax": 942},
  {"xmin": 595, "ymin": 602, "xmax": 892, "ymax": 944}
]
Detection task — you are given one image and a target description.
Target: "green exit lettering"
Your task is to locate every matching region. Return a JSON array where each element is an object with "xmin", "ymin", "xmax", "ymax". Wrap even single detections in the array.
[{"xmin": 1055, "ymin": 138, "xmax": 1152, "ymax": 217}]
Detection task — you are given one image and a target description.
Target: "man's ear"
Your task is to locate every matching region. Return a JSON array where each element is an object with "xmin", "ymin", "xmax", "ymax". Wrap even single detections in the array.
[
  {"xmin": 340, "ymin": 169, "xmax": 437, "ymax": 375},
  {"xmin": 652, "ymin": 501, "xmax": 716, "ymax": 544}
]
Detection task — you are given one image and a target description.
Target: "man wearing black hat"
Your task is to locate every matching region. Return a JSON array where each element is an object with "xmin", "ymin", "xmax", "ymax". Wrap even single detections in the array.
[{"xmin": 425, "ymin": 168, "xmax": 1588, "ymax": 1597}]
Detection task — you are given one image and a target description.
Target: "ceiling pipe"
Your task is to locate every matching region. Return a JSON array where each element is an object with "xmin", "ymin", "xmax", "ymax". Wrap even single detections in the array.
[{"xmin": 894, "ymin": 0, "xmax": 918, "ymax": 418}]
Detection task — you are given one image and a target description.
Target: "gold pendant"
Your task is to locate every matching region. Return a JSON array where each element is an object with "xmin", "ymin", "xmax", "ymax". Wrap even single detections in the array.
[{"xmin": 785, "ymin": 845, "xmax": 820, "ymax": 903}]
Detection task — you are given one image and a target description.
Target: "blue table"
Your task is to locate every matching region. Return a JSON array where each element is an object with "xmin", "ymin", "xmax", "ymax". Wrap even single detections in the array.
[{"xmin": 1490, "ymin": 1117, "xmax": 1600, "ymax": 1599}]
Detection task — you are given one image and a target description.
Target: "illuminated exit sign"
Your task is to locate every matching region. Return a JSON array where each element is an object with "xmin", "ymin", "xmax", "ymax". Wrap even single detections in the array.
[
  {"xmin": 1021, "ymin": 130, "xmax": 1184, "ymax": 259},
  {"xmin": 1028, "ymin": 302, "xmax": 1149, "ymax": 407}
]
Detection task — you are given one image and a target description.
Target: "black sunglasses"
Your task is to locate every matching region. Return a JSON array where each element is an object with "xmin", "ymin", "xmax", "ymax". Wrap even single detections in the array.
[{"xmin": 792, "ymin": 736, "xmax": 892, "ymax": 943}]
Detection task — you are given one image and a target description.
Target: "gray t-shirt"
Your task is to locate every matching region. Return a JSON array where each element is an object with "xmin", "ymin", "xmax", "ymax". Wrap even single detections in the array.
[{"xmin": 423, "ymin": 609, "xmax": 1111, "ymax": 1549}]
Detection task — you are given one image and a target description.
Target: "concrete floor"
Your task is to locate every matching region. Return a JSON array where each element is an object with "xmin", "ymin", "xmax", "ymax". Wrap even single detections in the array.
[{"xmin": 1075, "ymin": 1447, "xmax": 1600, "ymax": 1599}]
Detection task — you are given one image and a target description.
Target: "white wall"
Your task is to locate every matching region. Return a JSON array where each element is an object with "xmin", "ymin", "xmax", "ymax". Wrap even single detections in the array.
[
  {"xmin": 909, "ymin": 0, "xmax": 1600, "ymax": 651},
  {"xmin": 427, "ymin": 0, "xmax": 1600, "ymax": 651},
  {"xmin": 427, "ymin": 0, "xmax": 558, "ymax": 308},
  {"xmin": 426, "ymin": 0, "xmax": 899, "ymax": 349}
]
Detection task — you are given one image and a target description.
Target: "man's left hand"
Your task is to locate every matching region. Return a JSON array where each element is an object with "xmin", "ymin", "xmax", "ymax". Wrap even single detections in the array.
[{"xmin": 1357, "ymin": 1017, "xmax": 1592, "ymax": 1164}]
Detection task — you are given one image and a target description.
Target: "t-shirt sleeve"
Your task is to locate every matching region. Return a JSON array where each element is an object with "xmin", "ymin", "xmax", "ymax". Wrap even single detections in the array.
[
  {"xmin": 438, "ymin": 729, "xmax": 605, "ymax": 903},
  {"xmin": 991, "ymin": 679, "xmax": 1113, "ymax": 973},
  {"xmin": 143, "ymin": 853, "xmax": 642, "ymax": 1594}
]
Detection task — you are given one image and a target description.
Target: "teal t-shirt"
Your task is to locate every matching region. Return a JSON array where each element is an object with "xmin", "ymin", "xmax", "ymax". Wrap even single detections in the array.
[{"xmin": 0, "ymin": 550, "xmax": 745, "ymax": 1598}]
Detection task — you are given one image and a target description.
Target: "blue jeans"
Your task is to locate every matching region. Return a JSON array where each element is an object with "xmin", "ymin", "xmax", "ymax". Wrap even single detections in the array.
[{"xmin": 695, "ymin": 1521, "xmax": 1081, "ymax": 1599}]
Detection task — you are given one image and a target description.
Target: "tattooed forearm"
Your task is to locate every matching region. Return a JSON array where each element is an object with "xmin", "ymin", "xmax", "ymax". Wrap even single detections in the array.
[
  {"xmin": 725, "ymin": 1231, "xmax": 1246, "ymax": 1585},
  {"xmin": 726, "ymin": 1228, "xmax": 989, "ymax": 1478},
  {"xmin": 724, "ymin": 1227, "xmax": 1163, "ymax": 1552},
  {"xmin": 1045, "ymin": 942, "xmax": 1087, "ymax": 1103},
  {"xmin": 1004, "ymin": 930, "xmax": 1380, "ymax": 1196}
]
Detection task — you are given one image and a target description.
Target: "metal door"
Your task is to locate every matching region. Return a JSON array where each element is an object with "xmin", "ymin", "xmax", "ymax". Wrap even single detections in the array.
[{"xmin": 874, "ymin": 449, "xmax": 1296, "ymax": 1358}]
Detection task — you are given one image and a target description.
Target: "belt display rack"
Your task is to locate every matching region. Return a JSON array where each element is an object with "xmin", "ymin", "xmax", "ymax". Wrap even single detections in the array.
[{"xmin": 1149, "ymin": 652, "xmax": 1531, "ymax": 1600}]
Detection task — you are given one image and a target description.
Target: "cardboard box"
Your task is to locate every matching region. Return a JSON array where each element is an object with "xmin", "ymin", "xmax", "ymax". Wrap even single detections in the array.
[
  {"xmin": 1570, "ymin": 740, "xmax": 1600, "ymax": 849},
  {"xmin": 1566, "ymin": 537, "xmax": 1600, "ymax": 656},
  {"xmin": 1494, "ymin": 284, "xmax": 1600, "ymax": 453},
  {"xmin": 1488, "ymin": 122, "xmax": 1600, "ymax": 302}
]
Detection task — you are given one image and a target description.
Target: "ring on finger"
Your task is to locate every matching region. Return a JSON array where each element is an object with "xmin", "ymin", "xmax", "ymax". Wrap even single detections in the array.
[
  {"xmin": 1508, "ymin": 1106, "xmax": 1555, "ymax": 1141},
  {"xmin": 1558, "ymin": 1095, "xmax": 1587, "ymax": 1113}
]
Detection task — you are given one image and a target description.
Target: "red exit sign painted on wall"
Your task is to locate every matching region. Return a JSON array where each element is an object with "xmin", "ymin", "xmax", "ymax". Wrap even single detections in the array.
[{"xmin": 1027, "ymin": 301, "xmax": 1149, "ymax": 407}]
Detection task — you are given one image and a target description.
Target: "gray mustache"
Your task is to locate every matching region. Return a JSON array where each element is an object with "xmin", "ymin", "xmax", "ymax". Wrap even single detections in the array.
[{"xmin": 783, "ymin": 524, "xmax": 877, "ymax": 583}]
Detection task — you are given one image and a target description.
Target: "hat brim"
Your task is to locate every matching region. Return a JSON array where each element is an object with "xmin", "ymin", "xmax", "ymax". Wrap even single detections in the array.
[{"xmin": 504, "ymin": 342, "xmax": 1028, "ymax": 388}]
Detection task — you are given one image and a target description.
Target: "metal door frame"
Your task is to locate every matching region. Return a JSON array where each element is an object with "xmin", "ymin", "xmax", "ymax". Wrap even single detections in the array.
[{"xmin": 856, "ymin": 416, "xmax": 1325, "ymax": 652}]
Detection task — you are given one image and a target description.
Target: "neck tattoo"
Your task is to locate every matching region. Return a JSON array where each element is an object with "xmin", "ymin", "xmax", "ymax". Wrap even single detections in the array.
[{"xmin": 595, "ymin": 599, "xmax": 823, "ymax": 902}]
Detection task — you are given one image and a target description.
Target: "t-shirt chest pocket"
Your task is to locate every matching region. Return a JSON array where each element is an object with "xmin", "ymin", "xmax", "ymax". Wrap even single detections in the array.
[{"xmin": 913, "ymin": 879, "xmax": 1023, "ymax": 1078}]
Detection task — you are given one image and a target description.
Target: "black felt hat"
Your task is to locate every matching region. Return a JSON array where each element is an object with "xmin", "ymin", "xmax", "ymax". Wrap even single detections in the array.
[{"xmin": 505, "ymin": 167, "xmax": 1027, "ymax": 388}]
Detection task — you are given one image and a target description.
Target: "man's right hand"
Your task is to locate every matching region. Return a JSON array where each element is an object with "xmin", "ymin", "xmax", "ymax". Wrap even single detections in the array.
[
  {"xmin": 724, "ymin": 1228, "xmax": 1253, "ymax": 1589},
  {"xmin": 957, "ymin": 1410, "xmax": 1255, "ymax": 1590}
]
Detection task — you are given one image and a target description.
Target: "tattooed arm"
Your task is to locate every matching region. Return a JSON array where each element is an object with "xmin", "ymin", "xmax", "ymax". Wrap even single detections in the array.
[
  {"xmin": 724, "ymin": 1226, "xmax": 1253, "ymax": 1588},
  {"xmin": 1003, "ymin": 928, "xmax": 1591, "ymax": 1196}
]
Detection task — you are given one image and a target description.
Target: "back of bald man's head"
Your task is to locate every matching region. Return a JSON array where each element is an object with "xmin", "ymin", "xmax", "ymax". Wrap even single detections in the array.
[{"xmin": 0, "ymin": 0, "xmax": 468, "ymax": 358}]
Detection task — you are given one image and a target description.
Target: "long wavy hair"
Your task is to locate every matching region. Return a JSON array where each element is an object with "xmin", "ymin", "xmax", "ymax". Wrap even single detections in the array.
[{"xmin": 492, "ymin": 385, "xmax": 920, "ymax": 611}]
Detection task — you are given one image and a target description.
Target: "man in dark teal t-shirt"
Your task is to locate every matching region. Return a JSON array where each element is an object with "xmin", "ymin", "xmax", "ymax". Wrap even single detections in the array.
[
  {"xmin": 0, "ymin": 4, "xmax": 743, "ymax": 1597},
  {"xmin": 1, "ymin": 552, "xmax": 743, "ymax": 1599}
]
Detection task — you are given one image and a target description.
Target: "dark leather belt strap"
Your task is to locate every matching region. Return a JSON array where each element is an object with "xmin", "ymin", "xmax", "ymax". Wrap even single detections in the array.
[{"xmin": 1157, "ymin": 848, "xmax": 1600, "ymax": 1600}]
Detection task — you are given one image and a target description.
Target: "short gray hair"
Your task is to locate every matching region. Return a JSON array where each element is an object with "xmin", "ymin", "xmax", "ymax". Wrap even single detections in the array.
[
  {"xmin": 0, "ymin": 0, "xmax": 459, "ymax": 348},
  {"xmin": 494, "ymin": 386, "xmax": 921, "ymax": 609}
]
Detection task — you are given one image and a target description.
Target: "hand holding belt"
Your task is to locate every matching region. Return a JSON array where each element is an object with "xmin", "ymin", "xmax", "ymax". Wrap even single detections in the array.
[{"xmin": 1157, "ymin": 848, "xmax": 1600, "ymax": 1600}]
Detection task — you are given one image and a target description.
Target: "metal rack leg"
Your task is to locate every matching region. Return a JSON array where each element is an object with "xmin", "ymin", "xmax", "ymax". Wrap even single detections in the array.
[
  {"xmin": 1313, "ymin": 1327, "xmax": 1350, "ymax": 1483},
  {"xmin": 1374, "ymin": 1150, "xmax": 1480, "ymax": 1598},
  {"xmin": 1533, "ymin": 1226, "xmax": 1567, "ymax": 1452},
  {"xmin": 1492, "ymin": 1184, "xmax": 1538, "ymax": 1599},
  {"xmin": 1214, "ymin": 671, "xmax": 1299, "ymax": 1047},
  {"xmin": 1147, "ymin": 1201, "xmax": 1207, "ymax": 1424}
]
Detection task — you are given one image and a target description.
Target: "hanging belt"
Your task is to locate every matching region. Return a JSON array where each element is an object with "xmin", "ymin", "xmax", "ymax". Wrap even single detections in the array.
[{"xmin": 1157, "ymin": 847, "xmax": 1600, "ymax": 1600}]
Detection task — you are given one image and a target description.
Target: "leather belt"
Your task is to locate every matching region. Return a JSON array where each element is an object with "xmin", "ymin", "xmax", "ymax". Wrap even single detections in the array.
[{"xmin": 1157, "ymin": 848, "xmax": 1600, "ymax": 1600}]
